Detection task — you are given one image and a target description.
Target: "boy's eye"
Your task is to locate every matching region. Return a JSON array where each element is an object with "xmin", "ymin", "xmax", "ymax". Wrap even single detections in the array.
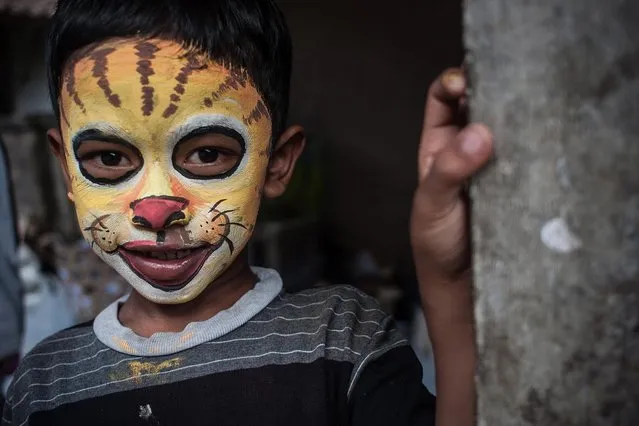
[
  {"xmin": 190, "ymin": 148, "xmax": 220, "ymax": 164},
  {"xmin": 174, "ymin": 130, "xmax": 244, "ymax": 179},
  {"xmin": 99, "ymin": 152, "xmax": 128, "ymax": 167},
  {"xmin": 76, "ymin": 141, "xmax": 142, "ymax": 184}
]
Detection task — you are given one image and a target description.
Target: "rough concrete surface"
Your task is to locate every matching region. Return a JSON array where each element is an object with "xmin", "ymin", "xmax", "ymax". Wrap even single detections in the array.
[{"xmin": 465, "ymin": 1, "xmax": 639, "ymax": 424}]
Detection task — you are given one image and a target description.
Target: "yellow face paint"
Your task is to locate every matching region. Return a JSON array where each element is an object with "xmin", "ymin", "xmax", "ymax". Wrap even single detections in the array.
[{"xmin": 60, "ymin": 38, "xmax": 272, "ymax": 304}]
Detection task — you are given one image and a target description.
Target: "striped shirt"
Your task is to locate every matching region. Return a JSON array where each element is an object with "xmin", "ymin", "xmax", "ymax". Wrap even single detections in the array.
[{"xmin": 2, "ymin": 268, "xmax": 435, "ymax": 426}]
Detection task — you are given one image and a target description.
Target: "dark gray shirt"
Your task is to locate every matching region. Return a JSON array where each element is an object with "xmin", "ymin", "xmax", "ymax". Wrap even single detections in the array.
[{"xmin": 3, "ymin": 268, "xmax": 435, "ymax": 426}]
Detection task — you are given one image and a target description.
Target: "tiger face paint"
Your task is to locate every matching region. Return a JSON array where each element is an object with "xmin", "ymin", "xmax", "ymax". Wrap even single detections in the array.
[{"xmin": 58, "ymin": 39, "xmax": 272, "ymax": 304}]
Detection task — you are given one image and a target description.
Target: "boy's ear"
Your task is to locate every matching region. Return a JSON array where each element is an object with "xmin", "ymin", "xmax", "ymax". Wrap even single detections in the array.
[
  {"xmin": 263, "ymin": 125, "xmax": 306, "ymax": 199},
  {"xmin": 47, "ymin": 128, "xmax": 74, "ymax": 202}
]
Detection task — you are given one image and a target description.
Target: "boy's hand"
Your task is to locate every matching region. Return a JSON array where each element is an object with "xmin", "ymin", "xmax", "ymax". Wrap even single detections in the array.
[
  {"xmin": 411, "ymin": 67, "xmax": 493, "ymax": 286},
  {"xmin": 410, "ymin": 68, "xmax": 493, "ymax": 426}
]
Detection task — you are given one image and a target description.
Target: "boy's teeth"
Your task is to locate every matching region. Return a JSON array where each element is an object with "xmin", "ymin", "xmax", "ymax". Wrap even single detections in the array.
[{"xmin": 147, "ymin": 250, "xmax": 193, "ymax": 260}]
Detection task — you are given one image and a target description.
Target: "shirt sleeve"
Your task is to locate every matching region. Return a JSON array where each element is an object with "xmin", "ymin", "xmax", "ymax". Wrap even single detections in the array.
[{"xmin": 348, "ymin": 341, "xmax": 436, "ymax": 425}]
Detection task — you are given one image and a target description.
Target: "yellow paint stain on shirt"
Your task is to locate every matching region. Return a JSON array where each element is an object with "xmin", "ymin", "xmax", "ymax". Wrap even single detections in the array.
[
  {"xmin": 128, "ymin": 357, "xmax": 183, "ymax": 383},
  {"xmin": 180, "ymin": 332, "xmax": 194, "ymax": 343},
  {"xmin": 113, "ymin": 337, "xmax": 134, "ymax": 353}
]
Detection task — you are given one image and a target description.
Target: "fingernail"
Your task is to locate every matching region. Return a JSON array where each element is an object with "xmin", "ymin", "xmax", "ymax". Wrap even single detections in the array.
[
  {"xmin": 443, "ymin": 70, "xmax": 464, "ymax": 91},
  {"xmin": 461, "ymin": 131, "xmax": 483, "ymax": 155}
]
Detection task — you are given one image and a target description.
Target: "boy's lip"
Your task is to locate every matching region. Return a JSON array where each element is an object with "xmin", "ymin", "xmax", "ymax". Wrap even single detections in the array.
[{"xmin": 118, "ymin": 241, "xmax": 213, "ymax": 290}]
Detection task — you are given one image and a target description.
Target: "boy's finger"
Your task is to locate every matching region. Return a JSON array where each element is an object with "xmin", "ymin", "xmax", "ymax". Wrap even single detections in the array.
[
  {"xmin": 424, "ymin": 68, "xmax": 466, "ymax": 130},
  {"xmin": 417, "ymin": 124, "xmax": 493, "ymax": 213}
]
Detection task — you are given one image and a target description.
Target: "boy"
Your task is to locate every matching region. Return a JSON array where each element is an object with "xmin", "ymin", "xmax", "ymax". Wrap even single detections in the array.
[{"xmin": 2, "ymin": 1, "xmax": 493, "ymax": 425}]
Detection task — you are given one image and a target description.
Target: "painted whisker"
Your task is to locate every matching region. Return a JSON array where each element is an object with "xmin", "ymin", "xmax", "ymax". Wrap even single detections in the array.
[
  {"xmin": 210, "ymin": 209, "xmax": 237, "ymax": 222},
  {"xmin": 86, "ymin": 214, "xmax": 111, "ymax": 231},
  {"xmin": 209, "ymin": 199, "xmax": 228, "ymax": 213},
  {"xmin": 222, "ymin": 222, "xmax": 247, "ymax": 230},
  {"xmin": 221, "ymin": 235, "xmax": 235, "ymax": 254}
]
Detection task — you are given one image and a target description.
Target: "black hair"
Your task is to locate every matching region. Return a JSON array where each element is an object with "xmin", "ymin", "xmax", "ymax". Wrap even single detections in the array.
[{"xmin": 47, "ymin": 0, "xmax": 292, "ymax": 139}]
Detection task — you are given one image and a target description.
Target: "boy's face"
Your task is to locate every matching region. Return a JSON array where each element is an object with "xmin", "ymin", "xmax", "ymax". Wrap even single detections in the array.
[{"xmin": 56, "ymin": 39, "xmax": 272, "ymax": 304}]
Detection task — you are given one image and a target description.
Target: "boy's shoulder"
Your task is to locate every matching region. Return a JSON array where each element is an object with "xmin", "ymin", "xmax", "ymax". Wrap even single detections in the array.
[
  {"xmin": 271, "ymin": 284, "xmax": 389, "ymax": 324},
  {"xmin": 25, "ymin": 320, "xmax": 95, "ymax": 352},
  {"xmin": 22, "ymin": 320, "xmax": 97, "ymax": 360},
  {"xmin": 8, "ymin": 321, "xmax": 100, "ymax": 397},
  {"xmin": 276, "ymin": 284, "xmax": 388, "ymax": 317},
  {"xmin": 258, "ymin": 284, "xmax": 406, "ymax": 358}
]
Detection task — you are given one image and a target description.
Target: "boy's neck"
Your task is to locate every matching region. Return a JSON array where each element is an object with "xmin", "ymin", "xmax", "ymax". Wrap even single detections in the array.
[{"xmin": 118, "ymin": 257, "xmax": 257, "ymax": 338}]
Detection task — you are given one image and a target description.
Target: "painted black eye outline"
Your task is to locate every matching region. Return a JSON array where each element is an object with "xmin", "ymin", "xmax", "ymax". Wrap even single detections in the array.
[
  {"xmin": 172, "ymin": 125, "xmax": 246, "ymax": 180},
  {"xmin": 73, "ymin": 129, "xmax": 143, "ymax": 185}
]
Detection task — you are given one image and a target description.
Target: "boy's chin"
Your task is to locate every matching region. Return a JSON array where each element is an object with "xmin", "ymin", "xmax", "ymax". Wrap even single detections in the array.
[{"xmin": 132, "ymin": 280, "xmax": 213, "ymax": 305}]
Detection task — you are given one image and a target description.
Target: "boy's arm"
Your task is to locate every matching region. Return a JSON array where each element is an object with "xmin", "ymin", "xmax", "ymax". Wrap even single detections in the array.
[{"xmin": 410, "ymin": 69, "xmax": 493, "ymax": 426}]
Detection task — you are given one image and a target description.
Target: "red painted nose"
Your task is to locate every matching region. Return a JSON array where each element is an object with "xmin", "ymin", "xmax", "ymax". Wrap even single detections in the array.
[{"xmin": 130, "ymin": 196, "xmax": 189, "ymax": 230}]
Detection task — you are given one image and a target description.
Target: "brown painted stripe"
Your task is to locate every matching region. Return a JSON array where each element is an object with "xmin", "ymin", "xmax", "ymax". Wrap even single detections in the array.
[
  {"xmin": 89, "ymin": 48, "xmax": 121, "ymax": 108},
  {"xmin": 205, "ymin": 69, "xmax": 249, "ymax": 106},
  {"xmin": 134, "ymin": 41, "xmax": 160, "ymax": 116},
  {"xmin": 162, "ymin": 52, "xmax": 208, "ymax": 119},
  {"xmin": 162, "ymin": 104, "xmax": 178, "ymax": 118},
  {"xmin": 62, "ymin": 57, "xmax": 86, "ymax": 124},
  {"xmin": 60, "ymin": 104, "xmax": 71, "ymax": 127},
  {"xmin": 242, "ymin": 100, "xmax": 270, "ymax": 126}
]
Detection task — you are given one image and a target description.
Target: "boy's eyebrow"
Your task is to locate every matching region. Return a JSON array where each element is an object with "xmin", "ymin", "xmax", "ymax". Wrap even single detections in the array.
[
  {"xmin": 168, "ymin": 113, "xmax": 249, "ymax": 148},
  {"xmin": 71, "ymin": 127, "xmax": 133, "ymax": 152},
  {"xmin": 176, "ymin": 125, "xmax": 246, "ymax": 147}
]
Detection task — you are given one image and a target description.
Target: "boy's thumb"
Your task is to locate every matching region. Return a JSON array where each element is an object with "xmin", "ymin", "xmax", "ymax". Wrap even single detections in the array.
[{"xmin": 417, "ymin": 124, "xmax": 493, "ymax": 216}]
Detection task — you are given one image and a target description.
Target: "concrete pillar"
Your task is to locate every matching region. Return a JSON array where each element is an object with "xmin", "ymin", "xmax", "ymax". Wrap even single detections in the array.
[{"xmin": 466, "ymin": 1, "xmax": 639, "ymax": 424}]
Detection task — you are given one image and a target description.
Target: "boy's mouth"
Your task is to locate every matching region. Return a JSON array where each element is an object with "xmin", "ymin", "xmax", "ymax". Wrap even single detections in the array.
[{"xmin": 118, "ymin": 241, "xmax": 213, "ymax": 290}]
